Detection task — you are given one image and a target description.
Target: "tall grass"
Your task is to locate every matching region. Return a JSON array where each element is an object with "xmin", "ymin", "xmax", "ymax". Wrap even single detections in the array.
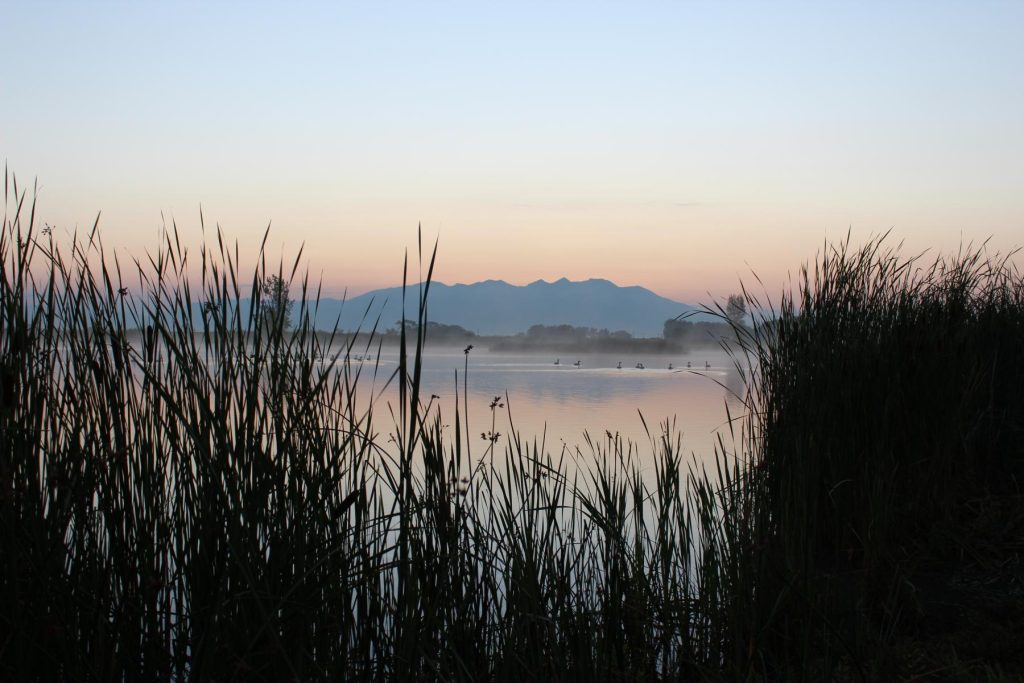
[
  {"xmin": 733, "ymin": 235, "xmax": 1024, "ymax": 677},
  {"xmin": 0, "ymin": 177, "xmax": 759, "ymax": 680},
  {"xmin": 2, "ymin": 171, "xmax": 1022, "ymax": 680}
]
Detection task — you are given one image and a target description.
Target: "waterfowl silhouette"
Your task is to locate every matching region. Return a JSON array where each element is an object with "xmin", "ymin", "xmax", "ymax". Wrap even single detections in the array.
[{"xmin": 573, "ymin": 360, "xmax": 582, "ymax": 368}]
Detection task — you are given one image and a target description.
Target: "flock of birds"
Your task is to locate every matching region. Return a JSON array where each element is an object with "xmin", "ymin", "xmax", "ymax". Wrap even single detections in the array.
[
  {"xmin": 312, "ymin": 353, "xmax": 713, "ymax": 369},
  {"xmin": 312, "ymin": 353, "xmax": 711, "ymax": 371},
  {"xmin": 314, "ymin": 352, "xmax": 373, "ymax": 363},
  {"xmin": 554, "ymin": 358, "xmax": 710, "ymax": 370}
]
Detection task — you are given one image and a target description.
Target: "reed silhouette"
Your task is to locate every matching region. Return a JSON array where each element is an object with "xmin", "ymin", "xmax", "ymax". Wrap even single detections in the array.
[{"xmin": 2, "ymin": 174, "xmax": 1022, "ymax": 679}]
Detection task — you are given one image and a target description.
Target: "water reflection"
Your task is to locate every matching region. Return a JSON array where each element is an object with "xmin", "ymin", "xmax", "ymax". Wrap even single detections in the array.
[
  {"xmin": 113, "ymin": 336, "xmax": 745, "ymax": 469},
  {"xmin": 363, "ymin": 348, "xmax": 745, "ymax": 464}
]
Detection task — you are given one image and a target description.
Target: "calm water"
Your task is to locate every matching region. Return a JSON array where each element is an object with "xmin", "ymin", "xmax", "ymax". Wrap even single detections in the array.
[{"xmin": 343, "ymin": 346, "xmax": 747, "ymax": 465}]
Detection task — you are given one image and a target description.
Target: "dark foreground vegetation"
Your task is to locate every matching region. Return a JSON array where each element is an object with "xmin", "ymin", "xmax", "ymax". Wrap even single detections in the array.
[
  {"xmin": 2, "ymin": 175, "xmax": 1022, "ymax": 680},
  {"xmin": 742, "ymin": 238, "xmax": 1024, "ymax": 679}
]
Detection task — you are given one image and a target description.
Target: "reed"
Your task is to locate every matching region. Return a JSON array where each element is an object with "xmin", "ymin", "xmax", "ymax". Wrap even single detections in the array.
[
  {"xmin": 2, "ymin": 172, "xmax": 1021, "ymax": 679},
  {"xmin": 731, "ymin": 235, "xmax": 1024, "ymax": 678},
  {"xmin": 0, "ymin": 177, "xmax": 754, "ymax": 680}
]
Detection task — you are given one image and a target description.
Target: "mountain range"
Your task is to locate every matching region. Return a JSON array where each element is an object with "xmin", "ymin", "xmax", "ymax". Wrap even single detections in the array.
[{"xmin": 304, "ymin": 278, "xmax": 709, "ymax": 338}]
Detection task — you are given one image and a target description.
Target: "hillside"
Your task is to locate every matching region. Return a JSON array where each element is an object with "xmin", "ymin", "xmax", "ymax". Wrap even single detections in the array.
[{"xmin": 307, "ymin": 278, "xmax": 709, "ymax": 337}]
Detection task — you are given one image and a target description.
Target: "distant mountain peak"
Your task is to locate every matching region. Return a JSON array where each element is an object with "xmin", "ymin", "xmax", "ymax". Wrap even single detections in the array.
[
  {"xmin": 528, "ymin": 276, "xmax": 611, "ymax": 287},
  {"xmin": 315, "ymin": 276, "xmax": 708, "ymax": 336}
]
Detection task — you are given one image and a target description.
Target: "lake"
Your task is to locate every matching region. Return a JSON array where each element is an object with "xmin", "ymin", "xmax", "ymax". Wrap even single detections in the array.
[{"xmin": 338, "ymin": 346, "xmax": 747, "ymax": 467}]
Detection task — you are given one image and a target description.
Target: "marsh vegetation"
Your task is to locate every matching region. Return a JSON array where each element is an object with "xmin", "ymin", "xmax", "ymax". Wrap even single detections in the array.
[{"xmin": 2, "ymin": 177, "xmax": 1022, "ymax": 680}]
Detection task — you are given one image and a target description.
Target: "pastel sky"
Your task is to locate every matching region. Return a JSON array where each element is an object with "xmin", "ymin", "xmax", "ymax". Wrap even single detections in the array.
[{"xmin": 2, "ymin": 2, "xmax": 1022, "ymax": 304}]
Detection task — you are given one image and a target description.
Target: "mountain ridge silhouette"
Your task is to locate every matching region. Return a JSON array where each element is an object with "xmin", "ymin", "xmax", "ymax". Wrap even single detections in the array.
[{"xmin": 305, "ymin": 278, "xmax": 710, "ymax": 337}]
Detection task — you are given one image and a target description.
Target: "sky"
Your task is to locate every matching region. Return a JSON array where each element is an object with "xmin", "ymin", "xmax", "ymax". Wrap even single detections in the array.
[{"xmin": 2, "ymin": 1, "xmax": 1022, "ymax": 304}]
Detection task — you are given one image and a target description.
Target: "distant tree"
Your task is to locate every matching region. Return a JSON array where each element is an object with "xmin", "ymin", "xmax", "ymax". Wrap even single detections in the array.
[
  {"xmin": 526, "ymin": 324, "xmax": 583, "ymax": 341},
  {"xmin": 663, "ymin": 318, "xmax": 691, "ymax": 341},
  {"xmin": 725, "ymin": 294, "xmax": 748, "ymax": 326},
  {"xmin": 425, "ymin": 322, "xmax": 477, "ymax": 339},
  {"xmin": 260, "ymin": 274, "xmax": 293, "ymax": 332}
]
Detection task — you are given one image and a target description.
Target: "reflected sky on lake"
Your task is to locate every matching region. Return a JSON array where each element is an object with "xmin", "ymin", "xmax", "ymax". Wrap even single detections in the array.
[{"xmin": 355, "ymin": 348, "xmax": 747, "ymax": 464}]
